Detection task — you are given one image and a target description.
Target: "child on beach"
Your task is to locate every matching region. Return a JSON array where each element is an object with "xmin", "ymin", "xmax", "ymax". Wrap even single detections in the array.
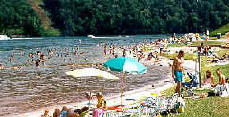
[
  {"xmin": 41, "ymin": 109, "xmax": 51, "ymax": 117},
  {"xmin": 172, "ymin": 50, "xmax": 184, "ymax": 97}
]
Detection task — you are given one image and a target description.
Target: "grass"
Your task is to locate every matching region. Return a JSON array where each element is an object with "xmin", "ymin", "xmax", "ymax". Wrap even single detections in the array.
[
  {"xmin": 216, "ymin": 49, "xmax": 229, "ymax": 57},
  {"xmin": 210, "ymin": 23, "xmax": 229, "ymax": 36},
  {"xmin": 167, "ymin": 43, "xmax": 187, "ymax": 47},
  {"xmin": 162, "ymin": 48, "xmax": 229, "ymax": 117},
  {"xmin": 209, "ymin": 36, "xmax": 218, "ymax": 40},
  {"xmin": 169, "ymin": 96, "xmax": 229, "ymax": 117},
  {"xmin": 161, "ymin": 53, "xmax": 197, "ymax": 60},
  {"xmin": 190, "ymin": 41, "xmax": 226, "ymax": 47},
  {"xmin": 162, "ymin": 84, "xmax": 229, "ymax": 117},
  {"xmin": 168, "ymin": 41, "xmax": 226, "ymax": 48}
]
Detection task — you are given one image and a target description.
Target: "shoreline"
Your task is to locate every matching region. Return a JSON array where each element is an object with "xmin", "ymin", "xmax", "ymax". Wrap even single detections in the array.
[
  {"xmin": 7, "ymin": 57, "xmax": 198, "ymax": 117},
  {"xmin": 7, "ymin": 78, "xmax": 174, "ymax": 117}
]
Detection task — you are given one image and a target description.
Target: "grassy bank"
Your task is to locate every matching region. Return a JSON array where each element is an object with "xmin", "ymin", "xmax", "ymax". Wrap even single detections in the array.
[
  {"xmin": 28, "ymin": 0, "xmax": 60, "ymax": 36},
  {"xmin": 162, "ymin": 84, "xmax": 229, "ymax": 117},
  {"xmin": 190, "ymin": 41, "xmax": 226, "ymax": 46},
  {"xmin": 168, "ymin": 41, "xmax": 226, "ymax": 48},
  {"xmin": 162, "ymin": 48, "xmax": 229, "ymax": 117},
  {"xmin": 210, "ymin": 23, "xmax": 229, "ymax": 36},
  {"xmin": 162, "ymin": 53, "xmax": 197, "ymax": 60}
]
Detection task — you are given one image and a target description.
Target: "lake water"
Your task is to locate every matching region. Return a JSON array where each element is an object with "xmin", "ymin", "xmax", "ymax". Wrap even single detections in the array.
[{"xmin": 0, "ymin": 35, "xmax": 170, "ymax": 116}]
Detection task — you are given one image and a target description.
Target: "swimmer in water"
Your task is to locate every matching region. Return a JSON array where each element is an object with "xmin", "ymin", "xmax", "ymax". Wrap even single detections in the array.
[
  {"xmin": 35, "ymin": 59, "xmax": 40, "ymax": 67},
  {"xmin": 40, "ymin": 54, "xmax": 46, "ymax": 66},
  {"xmin": 9, "ymin": 55, "xmax": 14, "ymax": 62}
]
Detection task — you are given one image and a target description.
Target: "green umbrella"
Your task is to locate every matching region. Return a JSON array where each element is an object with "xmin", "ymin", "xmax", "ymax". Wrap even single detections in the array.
[
  {"xmin": 104, "ymin": 57, "xmax": 147, "ymax": 105},
  {"xmin": 104, "ymin": 57, "xmax": 147, "ymax": 74}
]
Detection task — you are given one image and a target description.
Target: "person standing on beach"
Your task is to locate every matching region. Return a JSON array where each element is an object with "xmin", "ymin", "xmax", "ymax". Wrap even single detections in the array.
[
  {"xmin": 122, "ymin": 48, "xmax": 126, "ymax": 57},
  {"xmin": 172, "ymin": 50, "xmax": 184, "ymax": 96}
]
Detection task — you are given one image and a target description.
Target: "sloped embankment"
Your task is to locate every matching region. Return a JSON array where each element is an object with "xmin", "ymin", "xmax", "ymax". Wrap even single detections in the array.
[{"xmin": 27, "ymin": 0, "xmax": 60, "ymax": 36}]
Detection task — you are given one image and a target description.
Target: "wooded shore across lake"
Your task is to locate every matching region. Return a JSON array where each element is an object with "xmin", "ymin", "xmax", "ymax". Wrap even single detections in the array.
[{"xmin": 1, "ymin": 0, "xmax": 229, "ymax": 36}]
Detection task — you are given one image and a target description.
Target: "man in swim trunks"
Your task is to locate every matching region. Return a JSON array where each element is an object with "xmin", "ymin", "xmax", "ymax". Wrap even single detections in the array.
[{"xmin": 172, "ymin": 50, "xmax": 184, "ymax": 96}]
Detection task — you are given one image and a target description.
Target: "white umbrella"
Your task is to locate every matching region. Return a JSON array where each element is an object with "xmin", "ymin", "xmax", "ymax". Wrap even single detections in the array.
[{"xmin": 66, "ymin": 68, "xmax": 119, "ymax": 80}]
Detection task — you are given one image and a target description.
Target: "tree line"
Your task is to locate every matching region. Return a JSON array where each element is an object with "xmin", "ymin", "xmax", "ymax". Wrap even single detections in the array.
[
  {"xmin": 43, "ymin": 0, "xmax": 229, "ymax": 36},
  {"xmin": 1, "ymin": 0, "xmax": 229, "ymax": 36}
]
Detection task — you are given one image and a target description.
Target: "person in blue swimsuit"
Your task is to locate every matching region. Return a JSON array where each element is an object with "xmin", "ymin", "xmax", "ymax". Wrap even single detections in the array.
[{"xmin": 172, "ymin": 50, "xmax": 184, "ymax": 96}]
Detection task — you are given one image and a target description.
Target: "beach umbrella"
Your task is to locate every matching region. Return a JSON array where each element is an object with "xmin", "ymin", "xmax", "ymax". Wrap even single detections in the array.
[
  {"xmin": 103, "ymin": 57, "xmax": 147, "ymax": 74},
  {"xmin": 65, "ymin": 68, "xmax": 119, "ymax": 80},
  {"xmin": 103, "ymin": 57, "xmax": 147, "ymax": 105}
]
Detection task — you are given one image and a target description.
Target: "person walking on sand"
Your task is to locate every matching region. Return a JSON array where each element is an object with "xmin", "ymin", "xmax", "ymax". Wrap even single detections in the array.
[{"xmin": 172, "ymin": 50, "xmax": 184, "ymax": 97}]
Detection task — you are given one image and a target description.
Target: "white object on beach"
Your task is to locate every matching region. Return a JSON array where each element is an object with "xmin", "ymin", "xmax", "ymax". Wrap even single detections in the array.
[{"xmin": 65, "ymin": 68, "xmax": 119, "ymax": 80}]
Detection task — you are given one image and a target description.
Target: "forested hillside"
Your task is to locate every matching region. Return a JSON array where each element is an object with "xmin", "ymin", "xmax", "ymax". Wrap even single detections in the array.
[
  {"xmin": 0, "ymin": 0, "xmax": 43, "ymax": 36},
  {"xmin": 43, "ymin": 0, "xmax": 229, "ymax": 36},
  {"xmin": 1, "ymin": 0, "xmax": 229, "ymax": 36}
]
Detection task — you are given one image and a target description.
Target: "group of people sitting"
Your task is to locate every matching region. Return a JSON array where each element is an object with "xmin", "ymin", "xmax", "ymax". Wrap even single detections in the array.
[
  {"xmin": 203, "ymin": 68, "xmax": 226, "ymax": 87},
  {"xmin": 40, "ymin": 92, "xmax": 123, "ymax": 117},
  {"xmin": 203, "ymin": 68, "xmax": 229, "ymax": 96}
]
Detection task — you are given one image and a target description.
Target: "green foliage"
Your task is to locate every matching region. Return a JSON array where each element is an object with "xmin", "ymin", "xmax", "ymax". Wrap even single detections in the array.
[
  {"xmin": 210, "ymin": 23, "xmax": 229, "ymax": 36},
  {"xmin": 2, "ymin": 0, "xmax": 229, "ymax": 36},
  {"xmin": 43, "ymin": 0, "xmax": 229, "ymax": 36},
  {"xmin": 0, "ymin": 0, "xmax": 43, "ymax": 36}
]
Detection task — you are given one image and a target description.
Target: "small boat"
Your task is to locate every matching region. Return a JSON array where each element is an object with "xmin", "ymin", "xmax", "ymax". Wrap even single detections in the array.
[
  {"xmin": 87, "ymin": 35, "xmax": 96, "ymax": 38},
  {"xmin": 0, "ymin": 35, "xmax": 11, "ymax": 40},
  {"xmin": 88, "ymin": 35, "xmax": 124, "ymax": 39}
]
